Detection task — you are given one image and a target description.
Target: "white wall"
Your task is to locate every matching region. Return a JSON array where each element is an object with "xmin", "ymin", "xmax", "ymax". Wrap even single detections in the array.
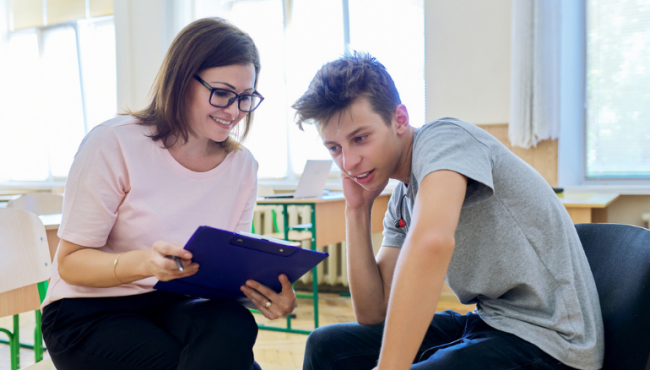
[
  {"xmin": 0, "ymin": 0, "xmax": 8, "ymax": 120},
  {"xmin": 113, "ymin": 0, "xmax": 195, "ymax": 113},
  {"xmin": 113, "ymin": 0, "xmax": 514, "ymax": 124},
  {"xmin": 424, "ymin": 0, "xmax": 512, "ymax": 124}
]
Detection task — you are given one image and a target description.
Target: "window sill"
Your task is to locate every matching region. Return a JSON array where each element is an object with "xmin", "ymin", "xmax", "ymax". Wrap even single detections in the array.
[
  {"xmin": 564, "ymin": 184, "xmax": 650, "ymax": 195},
  {"xmin": 258, "ymin": 177, "xmax": 345, "ymax": 192},
  {"xmin": 0, "ymin": 181, "xmax": 66, "ymax": 193}
]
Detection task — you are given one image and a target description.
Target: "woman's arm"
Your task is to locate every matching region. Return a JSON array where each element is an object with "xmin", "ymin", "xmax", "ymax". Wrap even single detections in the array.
[{"xmin": 57, "ymin": 239, "xmax": 199, "ymax": 287}]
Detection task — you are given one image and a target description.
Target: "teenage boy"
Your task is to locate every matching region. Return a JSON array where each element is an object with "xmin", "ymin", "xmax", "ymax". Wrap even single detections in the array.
[{"xmin": 292, "ymin": 53, "xmax": 603, "ymax": 370}]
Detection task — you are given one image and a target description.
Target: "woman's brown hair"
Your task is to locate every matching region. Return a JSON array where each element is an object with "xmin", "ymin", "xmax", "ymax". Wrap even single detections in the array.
[{"xmin": 129, "ymin": 17, "xmax": 261, "ymax": 152}]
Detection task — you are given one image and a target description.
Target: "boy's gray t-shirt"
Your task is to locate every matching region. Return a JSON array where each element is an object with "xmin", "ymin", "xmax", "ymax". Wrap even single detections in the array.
[{"xmin": 382, "ymin": 118, "xmax": 604, "ymax": 370}]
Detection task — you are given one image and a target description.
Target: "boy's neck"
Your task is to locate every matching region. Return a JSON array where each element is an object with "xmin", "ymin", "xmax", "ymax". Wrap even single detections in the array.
[{"xmin": 392, "ymin": 126, "xmax": 416, "ymax": 185}]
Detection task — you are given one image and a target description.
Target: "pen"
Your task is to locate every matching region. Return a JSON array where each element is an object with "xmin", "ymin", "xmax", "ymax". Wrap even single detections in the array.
[{"xmin": 174, "ymin": 256, "xmax": 184, "ymax": 272}]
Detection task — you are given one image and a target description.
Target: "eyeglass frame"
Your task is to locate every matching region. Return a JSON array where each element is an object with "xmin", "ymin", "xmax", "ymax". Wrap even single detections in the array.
[{"xmin": 193, "ymin": 74, "xmax": 264, "ymax": 112}]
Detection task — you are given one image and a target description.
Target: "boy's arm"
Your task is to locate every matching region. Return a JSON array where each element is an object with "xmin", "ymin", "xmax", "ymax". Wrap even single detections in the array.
[
  {"xmin": 346, "ymin": 204, "xmax": 400, "ymax": 324},
  {"xmin": 342, "ymin": 171, "xmax": 399, "ymax": 324},
  {"xmin": 377, "ymin": 170, "xmax": 467, "ymax": 370}
]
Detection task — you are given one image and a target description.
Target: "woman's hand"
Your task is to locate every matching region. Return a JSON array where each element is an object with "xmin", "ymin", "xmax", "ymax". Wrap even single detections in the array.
[
  {"xmin": 341, "ymin": 171, "xmax": 387, "ymax": 211},
  {"xmin": 147, "ymin": 241, "xmax": 199, "ymax": 281},
  {"xmin": 240, "ymin": 274, "xmax": 297, "ymax": 320}
]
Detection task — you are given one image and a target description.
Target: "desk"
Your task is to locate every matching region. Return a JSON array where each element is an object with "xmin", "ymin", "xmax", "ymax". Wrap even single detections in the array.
[
  {"xmin": 256, "ymin": 192, "xmax": 390, "ymax": 248},
  {"xmin": 0, "ymin": 195, "xmax": 21, "ymax": 202},
  {"xmin": 0, "ymin": 195, "xmax": 21, "ymax": 208},
  {"xmin": 559, "ymin": 193, "xmax": 620, "ymax": 224},
  {"xmin": 255, "ymin": 192, "xmax": 390, "ymax": 334}
]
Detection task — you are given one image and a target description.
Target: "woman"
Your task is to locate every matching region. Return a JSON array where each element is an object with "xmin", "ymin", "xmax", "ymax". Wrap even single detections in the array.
[{"xmin": 41, "ymin": 18, "xmax": 296, "ymax": 370}]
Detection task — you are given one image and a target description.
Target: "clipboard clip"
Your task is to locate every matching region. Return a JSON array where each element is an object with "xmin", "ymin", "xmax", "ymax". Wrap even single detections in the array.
[{"xmin": 230, "ymin": 234, "xmax": 299, "ymax": 257}]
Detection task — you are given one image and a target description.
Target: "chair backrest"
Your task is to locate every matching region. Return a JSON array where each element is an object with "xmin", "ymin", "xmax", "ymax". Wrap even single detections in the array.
[
  {"xmin": 7, "ymin": 193, "xmax": 64, "ymax": 215},
  {"xmin": 0, "ymin": 207, "xmax": 51, "ymax": 318},
  {"xmin": 575, "ymin": 223, "xmax": 650, "ymax": 370}
]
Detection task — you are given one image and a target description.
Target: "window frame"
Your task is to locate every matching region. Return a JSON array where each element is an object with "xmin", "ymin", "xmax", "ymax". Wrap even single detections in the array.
[
  {"xmin": 0, "ymin": 15, "xmax": 115, "ymax": 189},
  {"xmin": 559, "ymin": 0, "xmax": 650, "ymax": 193},
  {"xmin": 245, "ymin": 0, "xmax": 425, "ymax": 183}
]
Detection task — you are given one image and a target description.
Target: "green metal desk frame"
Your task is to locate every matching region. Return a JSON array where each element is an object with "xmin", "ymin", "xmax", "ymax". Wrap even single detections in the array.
[{"xmin": 252, "ymin": 202, "xmax": 320, "ymax": 335}]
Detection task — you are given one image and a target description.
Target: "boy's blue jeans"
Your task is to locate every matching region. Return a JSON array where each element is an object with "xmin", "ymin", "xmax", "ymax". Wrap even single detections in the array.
[{"xmin": 303, "ymin": 310, "xmax": 576, "ymax": 370}]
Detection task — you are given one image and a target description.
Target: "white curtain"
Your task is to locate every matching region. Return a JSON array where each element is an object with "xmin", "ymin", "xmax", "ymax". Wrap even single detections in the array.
[{"xmin": 509, "ymin": 0, "xmax": 561, "ymax": 149}]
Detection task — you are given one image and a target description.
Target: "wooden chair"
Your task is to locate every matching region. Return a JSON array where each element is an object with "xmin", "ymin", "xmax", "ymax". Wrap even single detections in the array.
[
  {"xmin": 7, "ymin": 193, "xmax": 63, "ymax": 260},
  {"xmin": 4, "ymin": 193, "xmax": 63, "ymax": 365},
  {"xmin": 7, "ymin": 193, "xmax": 64, "ymax": 216},
  {"xmin": 0, "ymin": 208, "xmax": 52, "ymax": 370}
]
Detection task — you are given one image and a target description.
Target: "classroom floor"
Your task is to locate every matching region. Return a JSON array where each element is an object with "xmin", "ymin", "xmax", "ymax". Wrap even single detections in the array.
[{"xmin": 0, "ymin": 291, "xmax": 474, "ymax": 370}]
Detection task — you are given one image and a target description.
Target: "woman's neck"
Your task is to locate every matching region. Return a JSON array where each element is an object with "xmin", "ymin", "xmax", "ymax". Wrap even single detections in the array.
[{"xmin": 167, "ymin": 136, "xmax": 228, "ymax": 172}]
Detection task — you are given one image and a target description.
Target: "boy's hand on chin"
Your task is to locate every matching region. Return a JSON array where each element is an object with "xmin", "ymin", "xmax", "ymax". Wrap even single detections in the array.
[{"xmin": 341, "ymin": 172, "xmax": 387, "ymax": 211}]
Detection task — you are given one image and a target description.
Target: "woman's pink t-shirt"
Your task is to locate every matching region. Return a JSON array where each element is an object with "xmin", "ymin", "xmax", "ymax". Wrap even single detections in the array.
[{"xmin": 42, "ymin": 115, "xmax": 258, "ymax": 307}]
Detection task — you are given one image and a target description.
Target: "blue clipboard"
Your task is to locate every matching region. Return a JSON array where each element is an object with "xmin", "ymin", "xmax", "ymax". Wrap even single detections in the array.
[{"xmin": 153, "ymin": 226, "xmax": 329, "ymax": 300}]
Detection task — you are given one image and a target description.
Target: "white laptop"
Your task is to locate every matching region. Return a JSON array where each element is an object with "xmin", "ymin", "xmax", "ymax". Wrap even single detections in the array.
[{"xmin": 264, "ymin": 160, "xmax": 333, "ymax": 199}]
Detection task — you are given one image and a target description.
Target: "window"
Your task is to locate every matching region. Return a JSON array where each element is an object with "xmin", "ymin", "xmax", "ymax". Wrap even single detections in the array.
[
  {"xmin": 586, "ymin": 0, "xmax": 650, "ymax": 179},
  {"xmin": 0, "ymin": 0, "xmax": 116, "ymax": 185},
  {"xmin": 195, "ymin": 0, "xmax": 425, "ymax": 179}
]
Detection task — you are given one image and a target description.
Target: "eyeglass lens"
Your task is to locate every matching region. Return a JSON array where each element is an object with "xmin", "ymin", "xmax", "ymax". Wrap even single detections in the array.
[{"xmin": 211, "ymin": 90, "xmax": 261, "ymax": 112}]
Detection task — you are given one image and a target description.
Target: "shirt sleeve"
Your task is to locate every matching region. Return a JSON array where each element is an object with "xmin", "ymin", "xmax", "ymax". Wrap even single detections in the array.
[
  {"xmin": 381, "ymin": 184, "xmax": 408, "ymax": 248},
  {"xmin": 58, "ymin": 125, "xmax": 130, "ymax": 247},
  {"xmin": 413, "ymin": 122, "xmax": 494, "ymax": 208}
]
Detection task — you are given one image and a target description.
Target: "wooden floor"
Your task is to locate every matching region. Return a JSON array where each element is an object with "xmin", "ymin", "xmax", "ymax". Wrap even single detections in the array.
[{"xmin": 0, "ymin": 291, "xmax": 474, "ymax": 370}]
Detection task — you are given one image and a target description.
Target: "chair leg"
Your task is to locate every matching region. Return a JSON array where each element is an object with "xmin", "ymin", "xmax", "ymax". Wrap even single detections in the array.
[
  {"xmin": 312, "ymin": 263, "xmax": 319, "ymax": 328},
  {"xmin": 310, "ymin": 208, "xmax": 319, "ymax": 328},
  {"xmin": 0, "ymin": 326, "xmax": 16, "ymax": 370},
  {"xmin": 12, "ymin": 314, "xmax": 19, "ymax": 370},
  {"xmin": 35, "ymin": 280, "xmax": 49, "ymax": 363},
  {"xmin": 286, "ymin": 310, "xmax": 292, "ymax": 330},
  {"xmin": 34, "ymin": 310, "xmax": 44, "ymax": 362},
  {"xmin": 271, "ymin": 209, "xmax": 279, "ymax": 233}
]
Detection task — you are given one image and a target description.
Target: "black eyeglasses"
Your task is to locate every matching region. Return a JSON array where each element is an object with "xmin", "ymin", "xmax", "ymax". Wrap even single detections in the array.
[{"xmin": 193, "ymin": 74, "xmax": 264, "ymax": 112}]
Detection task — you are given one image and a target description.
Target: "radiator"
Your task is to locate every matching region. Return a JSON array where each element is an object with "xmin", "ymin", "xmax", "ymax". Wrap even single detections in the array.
[{"xmin": 253, "ymin": 205, "xmax": 348, "ymax": 287}]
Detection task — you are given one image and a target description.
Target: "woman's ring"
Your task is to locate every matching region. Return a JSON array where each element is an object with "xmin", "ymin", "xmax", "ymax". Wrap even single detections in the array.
[{"xmin": 265, "ymin": 301, "xmax": 272, "ymax": 309}]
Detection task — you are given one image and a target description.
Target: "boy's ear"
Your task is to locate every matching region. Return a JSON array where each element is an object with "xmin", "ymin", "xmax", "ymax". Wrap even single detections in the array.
[{"xmin": 393, "ymin": 104, "xmax": 409, "ymax": 134}]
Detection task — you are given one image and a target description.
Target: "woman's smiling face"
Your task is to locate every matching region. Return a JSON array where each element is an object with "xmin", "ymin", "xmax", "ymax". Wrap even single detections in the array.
[{"xmin": 185, "ymin": 63, "xmax": 256, "ymax": 144}]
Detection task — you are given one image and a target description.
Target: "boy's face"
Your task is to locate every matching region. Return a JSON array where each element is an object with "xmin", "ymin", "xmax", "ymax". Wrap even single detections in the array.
[{"xmin": 320, "ymin": 97, "xmax": 404, "ymax": 191}]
